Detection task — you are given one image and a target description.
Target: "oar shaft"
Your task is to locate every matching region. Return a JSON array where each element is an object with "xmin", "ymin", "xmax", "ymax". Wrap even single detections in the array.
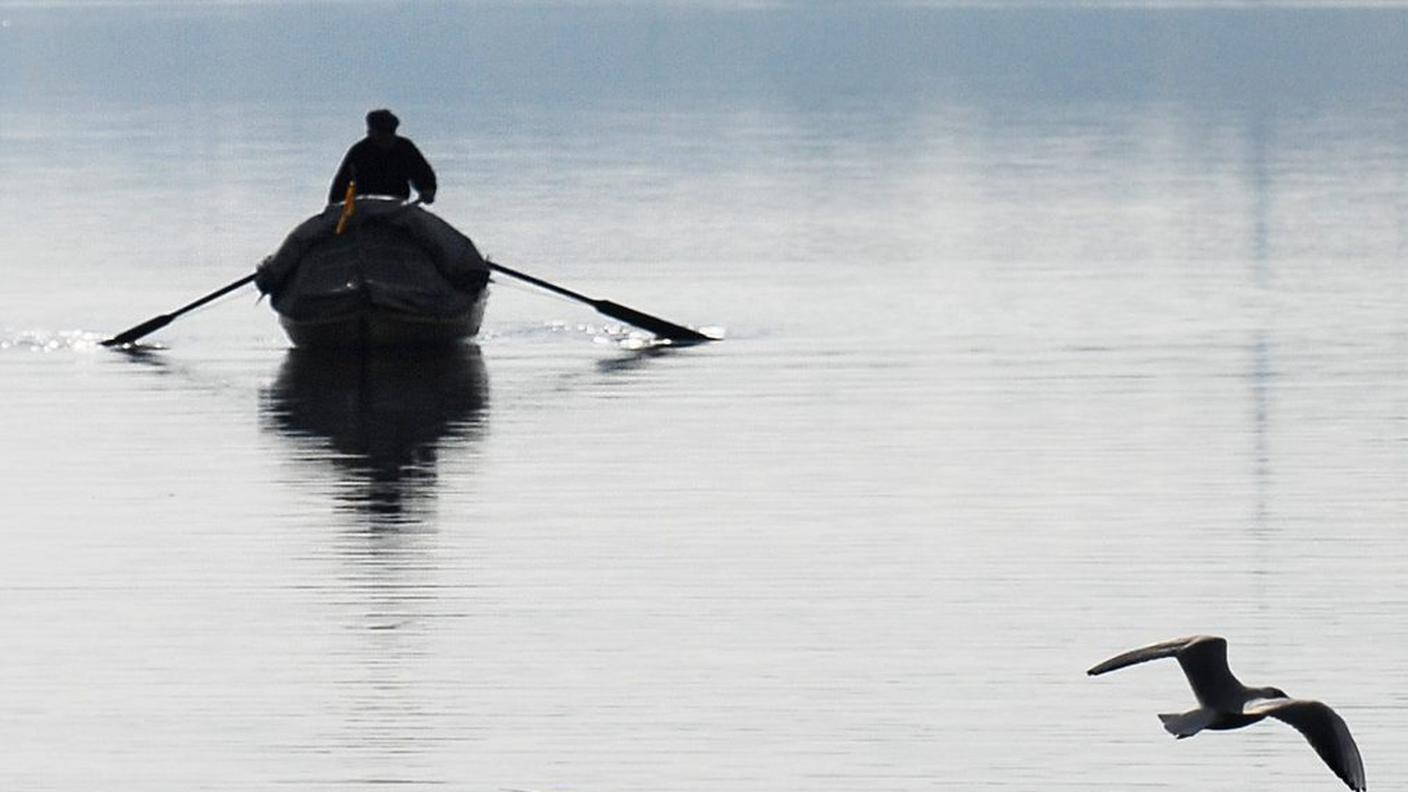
[
  {"xmin": 488, "ymin": 261, "xmax": 595, "ymax": 305},
  {"xmin": 171, "ymin": 273, "xmax": 258, "ymax": 317}
]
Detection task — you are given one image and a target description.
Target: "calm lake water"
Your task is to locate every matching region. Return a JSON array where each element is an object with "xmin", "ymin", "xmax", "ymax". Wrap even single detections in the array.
[{"xmin": 2, "ymin": 3, "xmax": 1407, "ymax": 791}]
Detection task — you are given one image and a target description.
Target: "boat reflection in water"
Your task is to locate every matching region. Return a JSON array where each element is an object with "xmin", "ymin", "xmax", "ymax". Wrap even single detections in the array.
[{"xmin": 260, "ymin": 345, "xmax": 489, "ymax": 524}]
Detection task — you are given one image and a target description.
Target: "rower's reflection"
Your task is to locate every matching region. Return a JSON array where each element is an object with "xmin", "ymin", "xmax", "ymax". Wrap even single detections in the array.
[{"xmin": 261, "ymin": 345, "xmax": 488, "ymax": 524}]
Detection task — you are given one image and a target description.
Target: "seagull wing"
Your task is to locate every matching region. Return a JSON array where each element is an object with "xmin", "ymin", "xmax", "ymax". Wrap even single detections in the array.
[
  {"xmin": 1087, "ymin": 636, "xmax": 1243, "ymax": 710},
  {"xmin": 1171, "ymin": 636, "xmax": 1245, "ymax": 709},
  {"xmin": 1246, "ymin": 698, "xmax": 1366, "ymax": 792},
  {"xmin": 1087, "ymin": 636, "xmax": 1206, "ymax": 676}
]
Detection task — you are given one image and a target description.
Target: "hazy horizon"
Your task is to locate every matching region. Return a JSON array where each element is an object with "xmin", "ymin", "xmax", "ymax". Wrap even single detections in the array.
[{"xmin": 4, "ymin": 2, "xmax": 1407, "ymax": 108}]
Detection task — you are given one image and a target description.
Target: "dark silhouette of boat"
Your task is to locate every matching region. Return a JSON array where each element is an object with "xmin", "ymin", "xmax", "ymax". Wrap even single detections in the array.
[{"xmin": 259, "ymin": 199, "xmax": 490, "ymax": 349}]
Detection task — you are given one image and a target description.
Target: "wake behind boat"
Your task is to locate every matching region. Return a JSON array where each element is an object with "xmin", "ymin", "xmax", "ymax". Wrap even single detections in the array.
[{"xmin": 255, "ymin": 198, "xmax": 489, "ymax": 349}]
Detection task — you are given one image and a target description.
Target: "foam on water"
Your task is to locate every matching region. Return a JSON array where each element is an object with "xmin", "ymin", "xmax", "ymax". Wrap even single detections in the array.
[{"xmin": 0, "ymin": 329, "xmax": 107, "ymax": 353}]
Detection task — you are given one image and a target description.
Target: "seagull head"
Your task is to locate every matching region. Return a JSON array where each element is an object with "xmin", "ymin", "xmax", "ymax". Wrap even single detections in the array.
[{"xmin": 1252, "ymin": 686, "xmax": 1290, "ymax": 701}]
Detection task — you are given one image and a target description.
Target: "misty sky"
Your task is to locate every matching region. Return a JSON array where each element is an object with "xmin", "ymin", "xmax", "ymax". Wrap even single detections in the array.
[
  {"xmin": 2, "ymin": 1, "xmax": 1406, "ymax": 114},
  {"xmin": 3, "ymin": 1, "xmax": 1408, "ymax": 8}
]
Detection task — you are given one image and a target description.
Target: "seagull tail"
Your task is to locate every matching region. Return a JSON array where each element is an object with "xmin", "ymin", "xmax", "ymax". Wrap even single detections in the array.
[{"xmin": 1159, "ymin": 709, "xmax": 1215, "ymax": 739}]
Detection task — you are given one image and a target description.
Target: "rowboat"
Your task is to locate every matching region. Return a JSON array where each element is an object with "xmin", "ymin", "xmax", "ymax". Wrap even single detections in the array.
[
  {"xmin": 259, "ymin": 199, "xmax": 490, "ymax": 349},
  {"xmin": 101, "ymin": 197, "xmax": 711, "ymax": 350}
]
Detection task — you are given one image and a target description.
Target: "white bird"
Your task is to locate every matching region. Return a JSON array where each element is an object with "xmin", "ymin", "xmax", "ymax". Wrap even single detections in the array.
[{"xmin": 1087, "ymin": 635, "xmax": 1365, "ymax": 791}]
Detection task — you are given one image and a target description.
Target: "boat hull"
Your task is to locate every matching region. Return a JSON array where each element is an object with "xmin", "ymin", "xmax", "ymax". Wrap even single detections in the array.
[
  {"xmin": 264, "ymin": 201, "xmax": 491, "ymax": 350},
  {"xmin": 278, "ymin": 290, "xmax": 488, "ymax": 349}
]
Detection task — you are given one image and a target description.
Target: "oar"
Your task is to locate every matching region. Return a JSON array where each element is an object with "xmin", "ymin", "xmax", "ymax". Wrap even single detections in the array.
[
  {"xmin": 100, "ymin": 273, "xmax": 257, "ymax": 347},
  {"xmin": 487, "ymin": 260, "xmax": 713, "ymax": 343}
]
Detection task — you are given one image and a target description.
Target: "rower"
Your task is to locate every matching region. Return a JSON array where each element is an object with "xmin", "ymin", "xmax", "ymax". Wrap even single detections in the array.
[{"xmin": 327, "ymin": 109, "xmax": 437, "ymax": 206}]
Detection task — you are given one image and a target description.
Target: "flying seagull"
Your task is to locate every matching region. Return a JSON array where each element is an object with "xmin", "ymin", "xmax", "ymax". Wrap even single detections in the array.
[{"xmin": 1087, "ymin": 635, "xmax": 1366, "ymax": 791}]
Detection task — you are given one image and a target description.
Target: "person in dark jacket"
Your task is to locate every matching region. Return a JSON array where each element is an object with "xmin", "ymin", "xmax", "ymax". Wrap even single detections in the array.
[{"xmin": 327, "ymin": 109, "xmax": 437, "ymax": 205}]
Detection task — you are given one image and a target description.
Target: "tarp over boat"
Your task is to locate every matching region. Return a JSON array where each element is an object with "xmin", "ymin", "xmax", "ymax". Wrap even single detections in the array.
[{"xmin": 257, "ymin": 200, "xmax": 489, "ymax": 322}]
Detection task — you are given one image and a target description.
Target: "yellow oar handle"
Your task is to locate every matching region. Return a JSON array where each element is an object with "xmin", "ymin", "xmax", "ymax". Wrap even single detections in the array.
[{"xmin": 335, "ymin": 180, "xmax": 357, "ymax": 235}]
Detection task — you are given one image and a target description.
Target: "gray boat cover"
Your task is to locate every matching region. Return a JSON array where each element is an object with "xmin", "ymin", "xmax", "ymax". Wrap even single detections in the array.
[{"xmin": 258, "ymin": 200, "xmax": 489, "ymax": 321}]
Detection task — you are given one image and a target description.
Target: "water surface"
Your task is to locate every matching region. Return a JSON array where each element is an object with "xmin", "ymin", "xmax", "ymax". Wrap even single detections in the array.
[{"xmin": 2, "ymin": 4, "xmax": 1407, "ymax": 791}]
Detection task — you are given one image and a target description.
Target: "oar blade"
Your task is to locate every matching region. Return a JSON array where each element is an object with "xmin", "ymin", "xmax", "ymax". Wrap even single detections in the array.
[
  {"xmin": 487, "ymin": 259, "xmax": 714, "ymax": 343},
  {"xmin": 100, "ymin": 314, "xmax": 173, "ymax": 347},
  {"xmin": 100, "ymin": 272, "xmax": 257, "ymax": 348},
  {"xmin": 594, "ymin": 300, "xmax": 714, "ymax": 343}
]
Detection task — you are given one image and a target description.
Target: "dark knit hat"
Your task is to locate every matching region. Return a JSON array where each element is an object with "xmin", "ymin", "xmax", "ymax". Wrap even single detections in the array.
[{"xmin": 366, "ymin": 109, "xmax": 400, "ymax": 133}]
